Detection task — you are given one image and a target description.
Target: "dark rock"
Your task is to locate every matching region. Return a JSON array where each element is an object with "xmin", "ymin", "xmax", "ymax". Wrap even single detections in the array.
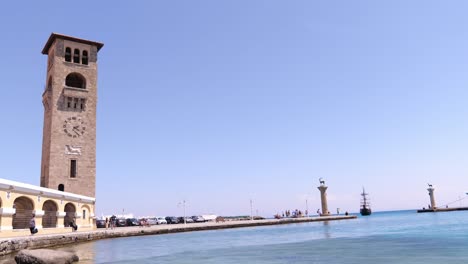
[
  {"xmin": 0, "ymin": 258, "xmax": 17, "ymax": 264},
  {"xmin": 14, "ymin": 249, "xmax": 78, "ymax": 264}
]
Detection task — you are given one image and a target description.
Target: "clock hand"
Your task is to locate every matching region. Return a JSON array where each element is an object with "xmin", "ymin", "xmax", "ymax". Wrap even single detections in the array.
[{"xmin": 73, "ymin": 130, "xmax": 80, "ymax": 136}]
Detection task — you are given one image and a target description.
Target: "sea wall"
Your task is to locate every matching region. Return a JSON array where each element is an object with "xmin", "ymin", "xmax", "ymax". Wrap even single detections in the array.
[{"xmin": 0, "ymin": 215, "xmax": 356, "ymax": 256}]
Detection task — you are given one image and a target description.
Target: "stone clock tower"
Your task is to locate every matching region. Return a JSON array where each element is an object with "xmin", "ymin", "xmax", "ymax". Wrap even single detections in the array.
[{"xmin": 40, "ymin": 33, "xmax": 104, "ymax": 198}]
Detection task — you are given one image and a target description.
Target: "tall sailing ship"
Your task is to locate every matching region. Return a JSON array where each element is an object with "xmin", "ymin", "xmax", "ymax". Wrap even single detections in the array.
[{"xmin": 360, "ymin": 188, "xmax": 372, "ymax": 216}]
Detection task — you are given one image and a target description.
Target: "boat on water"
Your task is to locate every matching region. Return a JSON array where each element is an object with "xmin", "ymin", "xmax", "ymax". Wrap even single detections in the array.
[{"xmin": 360, "ymin": 188, "xmax": 372, "ymax": 216}]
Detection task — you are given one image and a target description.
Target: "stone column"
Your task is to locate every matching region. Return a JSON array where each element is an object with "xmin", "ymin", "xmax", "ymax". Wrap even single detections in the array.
[
  {"xmin": 318, "ymin": 185, "xmax": 330, "ymax": 216},
  {"xmin": 33, "ymin": 210, "xmax": 45, "ymax": 229},
  {"xmin": 75, "ymin": 212, "xmax": 82, "ymax": 228},
  {"xmin": 90, "ymin": 213, "xmax": 96, "ymax": 229},
  {"xmin": 0, "ymin": 208, "xmax": 16, "ymax": 231},
  {"xmin": 56, "ymin": 212, "xmax": 66, "ymax": 228},
  {"xmin": 428, "ymin": 186, "xmax": 436, "ymax": 209}
]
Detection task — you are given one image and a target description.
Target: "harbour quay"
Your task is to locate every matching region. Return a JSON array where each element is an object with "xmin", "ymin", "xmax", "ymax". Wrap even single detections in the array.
[
  {"xmin": 0, "ymin": 215, "xmax": 356, "ymax": 257},
  {"xmin": 417, "ymin": 207, "xmax": 468, "ymax": 213},
  {"xmin": 417, "ymin": 185, "xmax": 468, "ymax": 213}
]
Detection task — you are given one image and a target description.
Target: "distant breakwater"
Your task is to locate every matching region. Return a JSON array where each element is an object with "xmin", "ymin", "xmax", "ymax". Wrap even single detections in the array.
[{"xmin": 0, "ymin": 215, "xmax": 356, "ymax": 256}]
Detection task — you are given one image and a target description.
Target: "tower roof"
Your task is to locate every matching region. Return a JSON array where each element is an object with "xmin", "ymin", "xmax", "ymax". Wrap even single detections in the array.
[{"xmin": 42, "ymin": 33, "xmax": 104, "ymax": 54}]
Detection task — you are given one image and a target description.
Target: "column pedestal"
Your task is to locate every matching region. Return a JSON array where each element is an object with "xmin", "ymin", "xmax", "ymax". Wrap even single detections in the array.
[
  {"xmin": 428, "ymin": 187, "xmax": 436, "ymax": 209},
  {"xmin": 318, "ymin": 185, "xmax": 330, "ymax": 216}
]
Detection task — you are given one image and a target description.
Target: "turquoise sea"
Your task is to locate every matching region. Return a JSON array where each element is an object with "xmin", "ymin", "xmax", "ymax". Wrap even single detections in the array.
[{"xmin": 12, "ymin": 210, "xmax": 468, "ymax": 263}]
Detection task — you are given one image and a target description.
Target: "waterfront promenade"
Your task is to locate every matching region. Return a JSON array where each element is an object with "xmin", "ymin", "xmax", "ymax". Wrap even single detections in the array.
[{"xmin": 0, "ymin": 215, "xmax": 356, "ymax": 256}]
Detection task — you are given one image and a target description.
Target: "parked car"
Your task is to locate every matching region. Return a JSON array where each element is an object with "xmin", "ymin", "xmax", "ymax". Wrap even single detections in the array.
[
  {"xmin": 165, "ymin": 216, "xmax": 179, "ymax": 224},
  {"xmin": 115, "ymin": 218, "xmax": 127, "ymax": 227},
  {"xmin": 191, "ymin": 215, "xmax": 205, "ymax": 223},
  {"xmin": 156, "ymin": 217, "xmax": 167, "ymax": 225},
  {"xmin": 177, "ymin": 217, "xmax": 194, "ymax": 224},
  {"xmin": 146, "ymin": 218, "xmax": 158, "ymax": 225},
  {"xmin": 96, "ymin": 219, "xmax": 106, "ymax": 228},
  {"xmin": 126, "ymin": 218, "xmax": 140, "ymax": 226}
]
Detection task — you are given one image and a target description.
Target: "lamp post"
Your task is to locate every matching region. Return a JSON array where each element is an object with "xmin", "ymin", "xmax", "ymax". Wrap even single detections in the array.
[
  {"xmin": 178, "ymin": 200, "xmax": 186, "ymax": 225},
  {"xmin": 250, "ymin": 199, "xmax": 253, "ymax": 221},
  {"xmin": 306, "ymin": 199, "xmax": 309, "ymax": 217}
]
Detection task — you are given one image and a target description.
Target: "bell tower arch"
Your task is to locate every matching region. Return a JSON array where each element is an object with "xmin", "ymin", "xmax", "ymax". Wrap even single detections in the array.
[{"xmin": 40, "ymin": 33, "xmax": 104, "ymax": 197}]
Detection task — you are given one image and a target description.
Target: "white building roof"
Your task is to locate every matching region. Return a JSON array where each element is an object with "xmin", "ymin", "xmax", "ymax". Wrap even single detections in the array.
[{"xmin": 0, "ymin": 178, "xmax": 95, "ymax": 203}]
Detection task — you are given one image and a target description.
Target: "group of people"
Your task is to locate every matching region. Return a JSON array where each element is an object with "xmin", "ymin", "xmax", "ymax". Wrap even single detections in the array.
[
  {"xmin": 280, "ymin": 209, "xmax": 308, "ymax": 218},
  {"xmin": 139, "ymin": 218, "xmax": 151, "ymax": 227},
  {"xmin": 105, "ymin": 215, "xmax": 117, "ymax": 229},
  {"xmin": 275, "ymin": 208, "xmax": 350, "ymax": 219}
]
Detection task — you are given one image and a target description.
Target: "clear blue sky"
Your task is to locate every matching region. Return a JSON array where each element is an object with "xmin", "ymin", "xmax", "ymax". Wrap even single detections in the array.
[{"xmin": 1, "ymin": 1, "xmax": 468, "ymax": 217}]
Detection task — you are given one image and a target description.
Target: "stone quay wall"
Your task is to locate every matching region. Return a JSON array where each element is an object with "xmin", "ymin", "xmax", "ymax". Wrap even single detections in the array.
[{"xmin": 0, "ymin": 215, "xmax": 356, "ymax": 256}]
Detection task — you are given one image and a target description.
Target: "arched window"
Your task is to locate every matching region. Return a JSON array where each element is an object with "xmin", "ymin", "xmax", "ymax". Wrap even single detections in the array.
[
  {"xmin": 65, "ymin": 73, "xmax": 86, "ymax": 89},
  {"xmin": 65, "ymin": 47, "xmax": 71, "ymax": 62},
  {"xmin": 64, "ymin": 203, "xmax": 76, "ymax": 227},
  {"xmin": 12, "ymin": 197, "xmax": 34, "ymax": 229},
  {"xmin": 73, "ymin": 49, "xmax": 80, "ymax": 63},
  {"xmin": 81, "ymin": 205, "xmax": 91, "ymax": 225},
  {"xmin": 82, "ymin": 50, "xmax": 88, "ymax": 65},
  {"xmin": 58, "ymin": 184, "xmax": 64, "ymax": 192},
  {"xmin": 42, "ymin": 200, "xmax": 58, "ymax": 228}
]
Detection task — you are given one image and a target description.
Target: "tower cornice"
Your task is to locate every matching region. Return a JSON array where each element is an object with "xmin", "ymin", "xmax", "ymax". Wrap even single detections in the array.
[{"xmin": 42, "ymin": 33, "xmax": 104, "ymax": 55}]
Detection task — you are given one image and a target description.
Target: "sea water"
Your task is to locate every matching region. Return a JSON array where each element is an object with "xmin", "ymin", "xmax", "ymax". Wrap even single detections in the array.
[{"xmin": 9, "ymin": 210, "xmax": 468, "ymax": 263}]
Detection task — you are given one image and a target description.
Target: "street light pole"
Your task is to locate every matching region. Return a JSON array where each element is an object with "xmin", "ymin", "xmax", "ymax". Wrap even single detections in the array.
[
  {"xmin": 178, "ymin": 200, "xmax": 186, "ymax": 225},
  {"xmin": 250, "ymin": 199, "xmax": 253, "ymax": 221},
  {"xmin": 183, "ymin": 200, "xmax": 186, "ymax": 225},
  {"xmin": 306, "ymin": 199, "xmax": 309, "ymax": 217}
]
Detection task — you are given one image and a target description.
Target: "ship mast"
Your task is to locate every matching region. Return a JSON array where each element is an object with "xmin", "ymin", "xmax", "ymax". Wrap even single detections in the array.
[{"xmin": 361, "ymin": 187, "xmax": 369, "ymax": 208}]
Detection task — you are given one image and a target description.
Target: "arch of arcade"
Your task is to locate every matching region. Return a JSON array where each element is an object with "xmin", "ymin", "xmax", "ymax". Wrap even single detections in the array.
[{"xmin": 0, "ymin": 178, "xmax": 95, "ymax": 237}]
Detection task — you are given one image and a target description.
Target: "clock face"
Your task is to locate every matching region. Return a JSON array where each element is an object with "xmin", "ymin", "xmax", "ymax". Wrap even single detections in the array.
[{"xmin": 63, "ymin": 117, "xmax": 86, "ymax": 138}]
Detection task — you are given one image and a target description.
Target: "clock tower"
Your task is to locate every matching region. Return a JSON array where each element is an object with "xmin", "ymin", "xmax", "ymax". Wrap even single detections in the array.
[{"xmin": 40, "ymin": 33, "xmax": 104, "ymax": 197}]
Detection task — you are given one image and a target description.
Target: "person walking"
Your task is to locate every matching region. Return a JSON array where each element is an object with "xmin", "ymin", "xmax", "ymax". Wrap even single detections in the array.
[
  {"xmin": 110, "ymin": 215, "xmax": 116, "ymax": 230},
  {"xmin": 29, "ymin": 214, "xmax": 38, "ymax": 235},
  {"xmin": 71, "ymin": 217, "xmax": 78, "ymax": 232}
]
